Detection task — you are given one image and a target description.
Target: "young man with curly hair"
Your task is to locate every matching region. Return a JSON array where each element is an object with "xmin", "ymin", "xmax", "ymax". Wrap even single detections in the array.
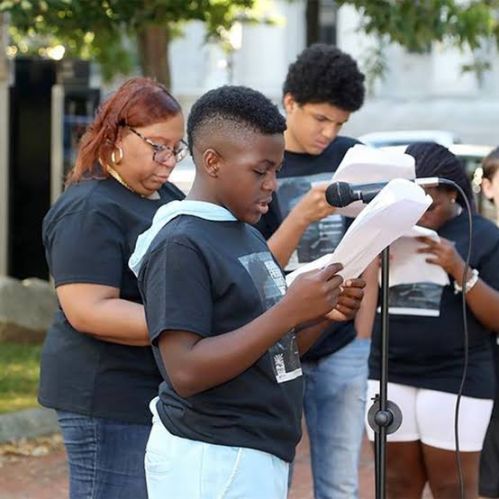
[{"xmin": 256, "ymin": 44, "xmax": 368, "ymax": 499}]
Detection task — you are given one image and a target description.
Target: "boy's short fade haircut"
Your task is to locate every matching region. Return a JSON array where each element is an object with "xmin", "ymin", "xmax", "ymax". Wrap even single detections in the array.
[
  {"xmin": 283, "ymin": 43, "xmax": 365, "ymax": 112},
  {"xmin": 187, "ymin": 85, "xmax": 287, "ymax": 154}
]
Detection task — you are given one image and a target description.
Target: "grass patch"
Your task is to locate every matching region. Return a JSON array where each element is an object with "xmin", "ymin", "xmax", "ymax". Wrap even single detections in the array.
[{"xmin": 0, "ymin": 342, "xmax": 41, "ymax": 414}]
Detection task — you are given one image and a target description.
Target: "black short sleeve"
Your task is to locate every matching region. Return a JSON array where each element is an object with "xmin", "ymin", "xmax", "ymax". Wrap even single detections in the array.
[
  {"xmin": 141, "ymin": 240, "xmax": 213, "ymax": 345},
  {"xmin": 46, "ymin": 210, "xmax": 124, "ymax": 288}
]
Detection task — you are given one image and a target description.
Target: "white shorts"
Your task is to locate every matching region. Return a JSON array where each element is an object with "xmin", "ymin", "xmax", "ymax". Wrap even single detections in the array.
[{"xmin": 365, "ymin": 380, "xmax": 493, "ymax": 451}]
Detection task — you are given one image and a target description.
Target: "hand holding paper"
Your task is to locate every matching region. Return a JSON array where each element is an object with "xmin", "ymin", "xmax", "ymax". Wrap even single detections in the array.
[
  {"xmin": 415, "ymin": 233, "xmax": 465, "ymax": 281},
  {"xmin": 387, "ymin": 226, "xmax": 450, "ymax": 287},
  {"xmin": 325, "ymin": 277, "xmax": 366, "ymax": 321}
]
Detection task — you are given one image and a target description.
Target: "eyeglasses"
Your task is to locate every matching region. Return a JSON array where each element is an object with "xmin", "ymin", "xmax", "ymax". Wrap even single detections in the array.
[{"xmin": 127, "ymin": 126, "xmax": 188, "ymax": 164}]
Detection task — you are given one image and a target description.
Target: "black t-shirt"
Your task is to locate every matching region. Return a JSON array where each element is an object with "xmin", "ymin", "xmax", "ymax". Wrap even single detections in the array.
[
  {"xmin": 255, "ymin": 136, "xmax": 359, "ymax": 361},
  {"xmin": 369, "ymin": 213, "xmax": 499, "ymax": 399},
  {"xmin": 490, "ymin": 337, "xmax": 499, "ymax": 419},
  {"xmin": 38, "ymin": 178, "xmax": 184, "ymax": 424},
  {"xmin": 138, "ymin": 216, "xmax": 304, "ymax": 462}
]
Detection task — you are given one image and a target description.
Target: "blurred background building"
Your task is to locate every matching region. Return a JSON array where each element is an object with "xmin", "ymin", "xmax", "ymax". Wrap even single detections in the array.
[
  {"xmin": 1, "ymin": 0, "xmax": 499, "ymax": 279},
  {"xmin": 169, "ymin": 0, "xmax": 499, "ymax": 145}
]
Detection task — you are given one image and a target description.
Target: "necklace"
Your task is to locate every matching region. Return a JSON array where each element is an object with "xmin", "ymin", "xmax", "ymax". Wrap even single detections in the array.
[
  {"xmin": 99, "ymin": 160, "xmax": 160, "ymax": 200},
  {"xmin": 105, "ymin": 164, "xmax": 142, "ymax": 196}
]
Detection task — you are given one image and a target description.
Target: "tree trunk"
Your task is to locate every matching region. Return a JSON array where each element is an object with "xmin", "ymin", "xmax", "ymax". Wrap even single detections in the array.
[
  {"xmin": 306, "ymin": 0, "xmax": 320, "ymax": 46},
  {"xmin": 0, "ymin": 13, "xmax": 8, "ymax": 83},
  {"xmin": 137, "ymin": 24, "xmax": 171, "ymax": 88}
]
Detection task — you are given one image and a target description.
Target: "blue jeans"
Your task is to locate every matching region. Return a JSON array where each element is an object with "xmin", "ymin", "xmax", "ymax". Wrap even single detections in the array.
[
  {"xmin": 302, "ymin": 338, "xmax": 371, "ymax": 499},
  {"xmin": 57, "ymin": 411, "xmax": 151, "ymax": 499}
]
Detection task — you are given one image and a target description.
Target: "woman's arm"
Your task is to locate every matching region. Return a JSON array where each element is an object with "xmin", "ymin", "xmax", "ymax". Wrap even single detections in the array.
[
  {"xmin": 450, "ymin": 264, "xmax": 499, "ymax": 332},
  {"xmin": 418, "ymin": 236, "xmax": 499, "ymax": 332},
  {"xmin": 57, "ymin": 283, "xmax": 149, "ymax": 346},
  {"xmin": 158, "ymin": 264, "xmax": 344, "ymax": 398},
  {"xmin": 268, "ymin": 183, "xmax": 335, "ymax": 268}
]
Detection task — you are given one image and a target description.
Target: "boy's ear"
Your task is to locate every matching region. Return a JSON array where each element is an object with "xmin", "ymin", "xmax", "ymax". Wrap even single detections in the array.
[
  {"xmin": 283, "ymin": 93, "xmax": 297, "ymax": 114},
  {"xmin": 202, "ymin": 148, "xmax": 221, "ymax": 178}
]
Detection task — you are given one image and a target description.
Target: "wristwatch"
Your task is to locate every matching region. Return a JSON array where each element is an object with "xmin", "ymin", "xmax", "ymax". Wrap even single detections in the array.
[{"xmin": 453, "ymin": 268, "xmax": 479, "ymax": 294}]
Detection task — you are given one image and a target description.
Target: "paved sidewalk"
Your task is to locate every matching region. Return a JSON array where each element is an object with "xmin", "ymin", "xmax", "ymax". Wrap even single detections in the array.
[
  {"xmin": 0, "ymin": 428, "xmax": 438, "ymax": 498},
  {"xmin": 0, "ymin": 428, "xmax": 380, "ymax": 499},
  {"xmin": 0, "ymin": 435, "xmax": 68, "ymax": 499}
]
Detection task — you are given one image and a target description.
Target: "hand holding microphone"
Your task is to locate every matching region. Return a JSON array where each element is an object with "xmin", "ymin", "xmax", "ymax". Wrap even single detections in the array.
[{"xmin": 292, "ymin": 182, "xmax": 336, "ymax": 225}]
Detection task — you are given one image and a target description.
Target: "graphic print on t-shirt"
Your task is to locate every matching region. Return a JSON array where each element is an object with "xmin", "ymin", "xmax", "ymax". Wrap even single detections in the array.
[
  {"xmin": 276, "ymin": 172, "xmax": 344, "ymax": 271},
  {"xmin": 386, "ymin": 282, "xmax": 444, "ymax": 316},
  {"xmin": 239, "ymin": 252, "xmax": 302, "ymax": 383}
]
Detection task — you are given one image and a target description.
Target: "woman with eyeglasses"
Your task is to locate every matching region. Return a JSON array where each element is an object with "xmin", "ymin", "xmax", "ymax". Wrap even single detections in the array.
[{"xmin": 38, "ymin": 77, "xmax": 187, "ymax": 499}]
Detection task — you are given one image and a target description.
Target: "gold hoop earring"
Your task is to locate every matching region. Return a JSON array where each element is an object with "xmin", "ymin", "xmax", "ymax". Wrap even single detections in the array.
[{"xmin": 111, "ymin": 145, "xmax": 124, "ymax": 165}]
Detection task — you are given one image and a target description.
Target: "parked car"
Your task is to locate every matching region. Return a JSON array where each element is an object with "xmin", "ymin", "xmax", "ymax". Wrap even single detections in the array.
[{"xmin": 359, "ymin": 129, "xmax": 460, "ymax": 148}]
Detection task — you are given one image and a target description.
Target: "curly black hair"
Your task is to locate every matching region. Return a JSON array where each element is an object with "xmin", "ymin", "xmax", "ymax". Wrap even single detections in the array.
[
  {"xmin": 406, "ymin": 142, "xmax": 476, "ymax": 212},
  {"xmin": 187, "ymin": 85, "xmax": 286, "ymax": 154},
  {"xmin": 283, "ymin": 43, "xmax": 365, "ymax": 111}
]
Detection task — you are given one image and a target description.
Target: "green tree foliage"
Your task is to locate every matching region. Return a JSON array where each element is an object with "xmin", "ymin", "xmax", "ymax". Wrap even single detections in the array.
[
  {"xmin": 334, "ymin": 0, "xmax": 499, "ymax": 91},
  {"xmin": 336, "ymin": 0, "xmax": 499, "ymax": 52},
  {"xmin": 2, "ymin": 1, "xmax": 499, "ymax": 86},
  {"xmin": 0, "ymin": 0, "xmax": 255, "ymax": 86}
]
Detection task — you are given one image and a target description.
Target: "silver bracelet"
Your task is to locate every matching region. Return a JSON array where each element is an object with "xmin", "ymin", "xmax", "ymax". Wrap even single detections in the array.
[{"xmin": 453, "ymin": 268, "xmax": 479, "ymax": 294}]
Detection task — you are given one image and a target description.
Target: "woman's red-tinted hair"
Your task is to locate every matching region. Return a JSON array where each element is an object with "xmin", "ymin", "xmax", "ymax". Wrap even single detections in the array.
[{"xmin": 66, "ymin": 77, "xmax": 182, "ymax": 185}]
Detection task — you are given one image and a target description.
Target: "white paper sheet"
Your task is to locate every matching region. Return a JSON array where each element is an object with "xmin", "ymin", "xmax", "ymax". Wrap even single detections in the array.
[
  {"xmin": 330, "ymin": 144, "xmax": 416, "ymax": 217},
  {"xmin": 286, "ymin": 179, "xmax": 432, "ymax": 285},
  {"xmin": 386, "ymin": 226, "xmax": 450, "ymax": 287}
]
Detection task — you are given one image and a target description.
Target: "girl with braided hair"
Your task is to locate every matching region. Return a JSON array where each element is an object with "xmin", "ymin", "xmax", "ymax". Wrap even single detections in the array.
[{"xmin": 366, "ymin": 142, "xmax": 499, "ymax": 498}]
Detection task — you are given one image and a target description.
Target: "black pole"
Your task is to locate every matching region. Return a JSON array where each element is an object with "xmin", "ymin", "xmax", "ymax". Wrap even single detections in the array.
[{"xmin": 368, "ymin": 246, "xmax": 402, "ymax": 499}]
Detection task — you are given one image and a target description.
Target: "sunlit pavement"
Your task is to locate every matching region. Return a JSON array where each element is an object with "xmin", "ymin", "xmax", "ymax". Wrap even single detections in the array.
[
  {"xmin": 0, "ymin": 428, "xmax": 380, "ymax": 499},
  {"xmin": 0, "ymin": 427, "xmax": 439, "ymax": 498}
]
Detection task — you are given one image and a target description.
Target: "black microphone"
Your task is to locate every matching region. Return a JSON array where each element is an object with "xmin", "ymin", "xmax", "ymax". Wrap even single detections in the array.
[{"xmin": 325, "ymin": 178, "xmax": 446, "ymax": 207}]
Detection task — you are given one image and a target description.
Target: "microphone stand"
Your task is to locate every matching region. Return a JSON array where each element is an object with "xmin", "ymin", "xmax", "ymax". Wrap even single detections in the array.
[{"xmin": 367, "ymin": 247, "xmax": 402, "ymax": 499}]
